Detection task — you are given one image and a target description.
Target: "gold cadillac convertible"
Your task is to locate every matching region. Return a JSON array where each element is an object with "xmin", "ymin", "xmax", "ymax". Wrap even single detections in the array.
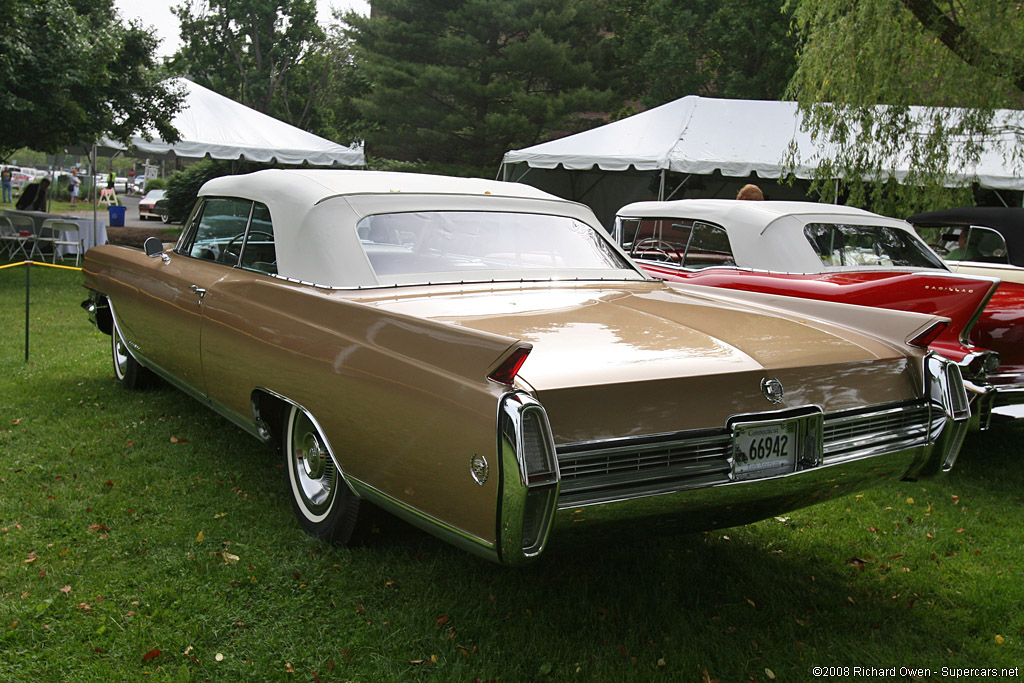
[{"xmin": 82, "ymin": 170, "xmax": 970, "ymax": 564}]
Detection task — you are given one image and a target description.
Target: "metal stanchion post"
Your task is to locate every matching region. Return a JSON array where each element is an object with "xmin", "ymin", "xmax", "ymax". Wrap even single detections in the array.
[{"xmin": 25, "ymin": 261, "xmax": 30, "ymax": 362}]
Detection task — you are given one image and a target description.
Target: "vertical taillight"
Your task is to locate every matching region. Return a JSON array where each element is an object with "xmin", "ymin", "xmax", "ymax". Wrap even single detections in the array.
[{"xmin": 497, "ymin": 392, "xmax": 560, "ymax": 563}]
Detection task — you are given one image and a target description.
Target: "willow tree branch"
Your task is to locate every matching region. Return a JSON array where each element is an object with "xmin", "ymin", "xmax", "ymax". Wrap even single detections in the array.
[{"xmin": 899, "ymin": 0, "xmax": 1024, "ymax": 93}]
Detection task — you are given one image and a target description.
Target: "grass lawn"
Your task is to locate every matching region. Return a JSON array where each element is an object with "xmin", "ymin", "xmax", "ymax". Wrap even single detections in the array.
[{"xmin": 1, "ymin": 264, "xmax": 1022, "ymax": 681}]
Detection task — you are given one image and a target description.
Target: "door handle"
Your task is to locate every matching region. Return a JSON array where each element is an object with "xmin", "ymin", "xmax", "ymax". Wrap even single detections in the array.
[{"xmin": 189, "ymin": 284, "xmax": 207, "ymax": 302}]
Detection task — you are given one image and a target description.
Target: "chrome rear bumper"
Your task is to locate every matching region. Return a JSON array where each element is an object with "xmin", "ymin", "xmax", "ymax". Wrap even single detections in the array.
[{"xmin": 491, "ymin": 356, "xmax": 969, "ymax": 565}]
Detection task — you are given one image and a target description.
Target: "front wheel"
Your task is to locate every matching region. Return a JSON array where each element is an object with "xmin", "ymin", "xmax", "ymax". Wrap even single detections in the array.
[
  {"xmin": 111, "ymin": 317, "xmax": 155, "ymax": 389},
  {"xmin": 284, "ymin": 406, "xmax": 363, "ymax": 544}
]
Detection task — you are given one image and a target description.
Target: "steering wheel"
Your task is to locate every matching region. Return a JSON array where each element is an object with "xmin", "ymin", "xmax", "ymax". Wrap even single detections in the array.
[
  {"xmin": 223, "ymin": 231, "xmax": 274, "ymax": 264},
  {"xmin": 631, "ymin": 237, "xmax": 680, "ymax": 262}
]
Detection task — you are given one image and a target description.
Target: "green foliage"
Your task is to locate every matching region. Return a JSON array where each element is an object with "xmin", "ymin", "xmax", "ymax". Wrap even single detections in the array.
[
  {"xmin": 163, "ymin": 161, "xmax": 274, "ymax": 223},
  {"xmin": 609, "ymin": 0, "xmax": 798, "ymax": 106},
  {"xmin": 143, "ymin": 177, "xmax": 168, "ymax": 192},
  {"xmin": 343, "ymin": 0, "xmax": 619, "ymax": 169},
  {"xmin": 0, "ymin": 0, "xmax": 183, "ymax": 160},
  {"xmin": 163, "ymin": 161, "xmax": 233, "ymax": 224},
  {"xmin": 172, "ymin": 0, "xmax": 353, "ymax": 139},
  {"xmin": 1, "ymin": 267, "xmax": 1023, "ymax": 679},
  {"xmin": 785, "ymin": 0, "xmax": 1024, "ymax": 214}
]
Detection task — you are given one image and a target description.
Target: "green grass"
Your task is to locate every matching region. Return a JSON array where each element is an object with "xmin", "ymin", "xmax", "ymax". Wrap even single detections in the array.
[{"xmin": 1, "ymin": 265, "xmax": 1022, "ymax": 681}]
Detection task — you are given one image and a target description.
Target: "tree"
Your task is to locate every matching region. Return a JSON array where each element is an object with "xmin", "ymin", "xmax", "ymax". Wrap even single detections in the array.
[
  {"xmin": 342, "ymin": 0, "xmax": 619, "ymax": 173},
  {"xmin": 0, "ymin": 0, "xmax": 182, "ymax": 160},
  {"xmin": 172, "ymin": 0, "xmax": 326, "ymax": 129},
  {"xmin": 785, "ymin": 0, "xmax": 1024, "ymax": 214},
  {"xmin": 609, "ymin": 0, "xmax": 798, "ymax": 107}
]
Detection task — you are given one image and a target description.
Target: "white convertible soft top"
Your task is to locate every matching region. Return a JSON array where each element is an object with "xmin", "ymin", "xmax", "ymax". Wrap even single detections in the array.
[
  {"xmin": 197, "ymin": 170, "xmax": 640, "ymax": 288},
  {"xmin": 615, "ymin": 199, "xmax": 928, "ymax": 274}
]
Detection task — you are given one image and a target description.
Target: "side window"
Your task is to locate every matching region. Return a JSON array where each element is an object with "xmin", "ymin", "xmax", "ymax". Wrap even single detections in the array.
[
  {"xmin": 681, "ymin": 221, "xmax": 735, "ymax": 269},
  {"xmin": 916, "ymin": 225, "xmax": 1008, "ymax": 264},
  {"xmin": 624, "ymin": 218, "xmax": 690, "ymax": 262},
  {"xmin": 622, "ymin": 217, "xmax": 733, "ymax": 268},
  {"xmin": 180, "ymin": 197, "xmax": 254, "ymax": 265},
  {"xmin": 239, "ymin": 203, "xmax": 278, "ymax": 274}
]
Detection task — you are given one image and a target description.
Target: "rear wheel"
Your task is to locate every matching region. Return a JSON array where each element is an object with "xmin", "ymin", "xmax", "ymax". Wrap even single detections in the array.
[
  {"xmin": 284, "ymin": 405, "xmax": 363, "ymax": 544},
  {"xmin": 111, "ymin": 317, "xmax": 155, "ymax": 389}
]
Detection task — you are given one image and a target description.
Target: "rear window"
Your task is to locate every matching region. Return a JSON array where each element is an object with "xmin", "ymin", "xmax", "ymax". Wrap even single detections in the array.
[
  {"xmin": 356, "ymin": 211, "xmax": 638, "ymax": 283},
  {"xmin": 804, "ymin": 223, "xmax": 945, "ymax": 269}
]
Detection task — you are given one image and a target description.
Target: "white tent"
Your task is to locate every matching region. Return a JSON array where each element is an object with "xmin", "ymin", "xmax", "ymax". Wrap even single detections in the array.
[
  {"xmin": 501, "ymin": 96, "xmax": 1024, "ymax": 225},
  {"xmin": 97, "ymin": 78, "xmax": 364, "ymax": 167}
]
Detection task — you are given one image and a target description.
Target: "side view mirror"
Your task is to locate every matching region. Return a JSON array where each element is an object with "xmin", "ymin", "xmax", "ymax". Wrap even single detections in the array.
[{"xmin": 144, "ymin": 236, "xmax": 164, "ymax": 258}]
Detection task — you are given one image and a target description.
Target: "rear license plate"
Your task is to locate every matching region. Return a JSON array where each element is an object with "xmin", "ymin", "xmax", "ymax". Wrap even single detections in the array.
[{"xmin": 731, "ymin": 419, "xmax": 799, "ymax": 481}]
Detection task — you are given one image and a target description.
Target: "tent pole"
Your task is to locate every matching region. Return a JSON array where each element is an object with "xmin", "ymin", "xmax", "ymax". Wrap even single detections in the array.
[
  {"xmin": 513, "ymin": 165, "xmax": 533, "ymax": 184},
  {"xmin": 834, "ymin": 178, "xmax": 839, "ymax": 204},
  {"xmin": 658, "ymin": 169, "xmax": 666, "ymax": 200},
  {"xmin": 665, "ymin": 175, "xmax": 691, "ymax": 202},
  {"xmin": 91, "ymin": 144, "xmax": 98, "ymax": 247}
]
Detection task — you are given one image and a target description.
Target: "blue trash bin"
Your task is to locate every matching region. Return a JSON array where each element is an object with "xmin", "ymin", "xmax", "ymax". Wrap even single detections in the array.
[{"xmin": 108, "ymin": 205, "xmax": 126, "ymax": 227}]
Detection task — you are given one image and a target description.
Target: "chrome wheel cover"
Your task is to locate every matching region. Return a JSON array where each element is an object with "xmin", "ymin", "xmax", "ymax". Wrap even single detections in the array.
[
  {"xmin": 288, "ymin": 410, "xmax": 338, "ymax": 521},
  {"xmin": 112, "ymin": 326, "xmax": 130, "ymax": 380}
]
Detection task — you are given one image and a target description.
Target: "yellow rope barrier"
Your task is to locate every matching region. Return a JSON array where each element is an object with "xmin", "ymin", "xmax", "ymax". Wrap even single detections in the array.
[
  {"xmin": 0, "ymin": 260, "xmax": 82, "ymax": 272},
  {"xmin": 3, "ymin": 260, "xmax": 83, "ymax": 362}
]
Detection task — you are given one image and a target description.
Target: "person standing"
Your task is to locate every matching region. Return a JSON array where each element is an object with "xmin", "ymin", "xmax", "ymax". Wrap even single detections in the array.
[
  {"xmin": 1, "ymin": 167, "xmax": 12, "ymax": 203},
  {"xmin": 106, "ymin": 169, "xmax": 115, "ymax": 190},
  {"xmin": 69, "ymin": 171, "xmax": 81, "ymax": 206}
]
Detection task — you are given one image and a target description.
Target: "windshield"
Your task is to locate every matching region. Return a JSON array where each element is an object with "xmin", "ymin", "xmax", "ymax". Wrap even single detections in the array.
[
  {"xmin": 804, "ymin": 223, "xmax": 946, "ymax": 269},
  {"xmin": 356, "ymin": 211, "xmax": 640, "ymax": 284}
]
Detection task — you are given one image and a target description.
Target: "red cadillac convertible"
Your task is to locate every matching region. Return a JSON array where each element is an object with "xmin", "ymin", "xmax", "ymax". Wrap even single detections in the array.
[{"xmin": 614, "ymin": 200, "xmax": 1024, "ymax": 427}]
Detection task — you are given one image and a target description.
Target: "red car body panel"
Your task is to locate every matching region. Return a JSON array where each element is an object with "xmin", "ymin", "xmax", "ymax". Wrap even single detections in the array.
[
  {"xmin": 638, "ymin": 265, "xmax": 998, "ymax": 367},
  {"xmin": 972, "ymin": 283, "xmax": 1024, "ymax": 386}
]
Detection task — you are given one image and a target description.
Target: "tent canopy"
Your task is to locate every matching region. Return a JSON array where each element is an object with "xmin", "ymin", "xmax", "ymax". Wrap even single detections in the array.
[
  {"xmin": 502, "ymin": 96, "xmax": 1024, "ymax": 191},
  {"xmin": 96, "ymin": 78, "xmax": 364, "ymax": 167}
]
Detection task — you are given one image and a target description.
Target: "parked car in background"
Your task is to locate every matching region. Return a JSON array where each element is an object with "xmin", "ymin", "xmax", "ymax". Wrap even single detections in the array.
[
  {"xmin": 138, "ymin": 189, "xmax": 167, "ymax": 221},
  {"xmin": 908, "ymin": 206, "xmax": 1024, "ymax": 276},
  {"xmin": 82, "ymin": 171, "xmax": 968, "ymax": 564},
  {"xmin": 9, "ymin": 167, "xmax": 40, "ymax": 191},
  {"xmin": 614, "ymin": 200, "xmax": 1023, "ymax": 427}
]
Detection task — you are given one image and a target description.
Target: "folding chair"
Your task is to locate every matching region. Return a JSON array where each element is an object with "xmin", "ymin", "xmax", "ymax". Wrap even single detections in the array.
[
  {"xmin": 42, "ymin": 219, "xmax": 84, "ymax": 266},
  {"xmin": 34, "ymin": 219, "xmax": 60, "ymax": 261},
  {"xmin": 5, "ymin": 214, "xmax": 37, "ymax": 259},
  {"xmin": 0, "ymin": 216, "xmax": 21, "ymax": 259}
]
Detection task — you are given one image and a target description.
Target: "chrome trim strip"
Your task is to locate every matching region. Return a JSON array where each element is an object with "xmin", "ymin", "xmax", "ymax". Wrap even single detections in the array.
[
  {"xmin": 345, "ymin": 478, "xmax": 498, "ymax": 562},
  {"xmin": 956, "ymin": 278, "xmax": 1000, "ymax": 346}
]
